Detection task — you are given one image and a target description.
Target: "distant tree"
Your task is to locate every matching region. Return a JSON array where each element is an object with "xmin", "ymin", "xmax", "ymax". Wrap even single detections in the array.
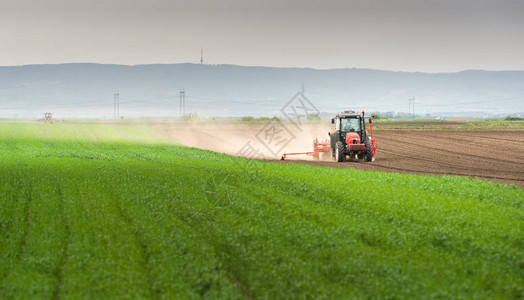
[
  {"xmin": 370, "ymin": 112, "xmax": 381, "ymax": 119},
  {"xmin": 307, "ymin": 113, "xmax": 321, "ymax": 120},
  {"xmin": 180, "ymin": 113, "xmax": 201, "ymax": 122},
  {"xmin": 505, "ymin": 115, "xmax": 523, "ymax": 121},
  {"xmin": 384, "ymin": 111, "xmax": 395, "ymax": 119},
  {"xmin": 395, "ymin": 112, "xmax": 409, "ymax": 120},
  {"xmin": 257, "ymin": 117, "xmax": 272, "ymax": 122},
  {"xmin": 239, "ymin": 116, "xmax": 282, "ymax": 122}
]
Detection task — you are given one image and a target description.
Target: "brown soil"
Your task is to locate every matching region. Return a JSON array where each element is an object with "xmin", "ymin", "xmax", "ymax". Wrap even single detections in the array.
[
  {"xmin": 153, "ymin": 122, "xmax": 524, "ymax": 187},
  {"xmin": 275, "ymin": 130, "xmax": 524, "ymax": 187}
]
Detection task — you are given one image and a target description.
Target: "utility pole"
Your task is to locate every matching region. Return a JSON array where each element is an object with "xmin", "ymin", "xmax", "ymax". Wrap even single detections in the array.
[
  {"xmin": 180, "ymin": 90, "xmax": 185, "ymax": 117},
  {"xmin": 412, "ymin": 98, "xmax": 415, "ymax": 119},
  {"xmin": 200, "ymin": 46, "xmax": 204, "ymax": 64},
  {"xmin": 114, "ymin": 92, "xmax": 120, "ymax": 119},
  {"xmin": 408, "ymin": 97, "xmax": 415, "ymax": 119}
]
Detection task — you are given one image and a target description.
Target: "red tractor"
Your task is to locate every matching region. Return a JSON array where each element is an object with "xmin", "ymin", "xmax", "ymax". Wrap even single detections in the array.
[
  {"xmin": 281, "ymin": 110, "xmax": 376, "ymax": 162},
  {"xmin": 329, "ymin": 110, "xmax": 376, "ymax": 162}
]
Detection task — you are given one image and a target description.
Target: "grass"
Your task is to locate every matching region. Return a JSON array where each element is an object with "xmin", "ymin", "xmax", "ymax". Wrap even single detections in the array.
[
  {"xmin": 464, "ymin": 120, "xmax": 524, "ymax": 128},
  {"xmin": 0, "ymin": 122, "xmax": 523, "ymax": 299}
]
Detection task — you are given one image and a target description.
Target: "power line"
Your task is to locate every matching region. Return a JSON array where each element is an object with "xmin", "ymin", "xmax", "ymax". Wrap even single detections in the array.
[
  {"xmin": 1, "ymin": 95, "xmax": 181, "ymax": 111},
  {"xmin": 186, "ymin": 95, "xmax": 283, "ymax": 108},
  {"xmin": 408, "ymin": 97, "xmax": 415, "ymax": 118},
  {"xmin": 415, "ymin": 96, "xmax": 521, "ymax": 107},
  {"xmin": 1, "ymin": 93, "xmax": 521, "ymax": 114}
]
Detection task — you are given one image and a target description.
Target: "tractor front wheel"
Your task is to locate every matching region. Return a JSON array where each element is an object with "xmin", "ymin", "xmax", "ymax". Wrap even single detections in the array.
[{"xmin": 336, "ymin": 141, "xmax": 345, "ymax": 162}]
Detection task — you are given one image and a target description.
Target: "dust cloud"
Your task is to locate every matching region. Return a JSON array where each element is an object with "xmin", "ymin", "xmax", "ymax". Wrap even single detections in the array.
[{"xmin": 155, "ymin": 121, "xmax": 333, "ymax": 160}]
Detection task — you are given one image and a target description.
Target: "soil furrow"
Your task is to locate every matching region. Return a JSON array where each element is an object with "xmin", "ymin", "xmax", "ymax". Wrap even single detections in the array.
[{"xmin": 155, "ymin": 122, "xmax": 524, "ymax": 187}]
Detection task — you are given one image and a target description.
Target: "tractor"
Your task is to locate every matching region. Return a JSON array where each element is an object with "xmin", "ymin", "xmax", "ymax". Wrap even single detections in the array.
[
  {"xmin": 280, "ymin": 110, "xmax": 376, "ymax": 162},
  {"xmin": 328, "ymin": 110, "xmax": 375, "ymax": 162},
  {"xmin": 40, "ymin": 112, "xmax": 53, "ymax": 124}
]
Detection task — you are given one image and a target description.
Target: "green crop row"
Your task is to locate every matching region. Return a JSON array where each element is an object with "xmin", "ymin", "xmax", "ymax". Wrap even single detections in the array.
[
  {"xmin": 0, "ymin": 122, "xmax": 170, "ymax": 144},
  {"xmin": 0, "ymin": 122, "xmax": 522, "ymax": 299},
  {"xmin": 463, "ymin": 120, "xmax": 524, "ymax": 128}
]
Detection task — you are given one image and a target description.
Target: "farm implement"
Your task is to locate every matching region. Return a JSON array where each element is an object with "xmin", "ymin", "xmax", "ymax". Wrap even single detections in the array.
[
  {"xmin": 281, "ymin": 110, "xmax": 376, "ymax": 162},
  {"xmin": 280, "ymin": 138, "xmax": 331, "ymax": 160}
]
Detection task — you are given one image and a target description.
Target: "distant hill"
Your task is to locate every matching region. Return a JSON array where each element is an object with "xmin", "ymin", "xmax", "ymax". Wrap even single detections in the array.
[{"xmin": 0, "ymin": 63, "xmax": 522, "ymax": 118}]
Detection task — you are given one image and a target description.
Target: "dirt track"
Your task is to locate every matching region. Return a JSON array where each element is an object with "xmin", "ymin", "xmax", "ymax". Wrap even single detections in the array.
[{"xmin": 155, "ymin": 122, "xmax": 524, "ymax": 188}]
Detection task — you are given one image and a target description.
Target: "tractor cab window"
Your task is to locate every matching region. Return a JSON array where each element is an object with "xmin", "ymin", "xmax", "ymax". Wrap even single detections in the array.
[{"xmin": 341, "ymin": 117, "xmax": 361, "ymax": 132}]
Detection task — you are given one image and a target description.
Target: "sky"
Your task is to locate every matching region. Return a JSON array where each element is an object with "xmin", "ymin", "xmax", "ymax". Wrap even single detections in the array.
[{"xmin": 1, "ymin": 0, "xmax": 523, "ymax": 72}]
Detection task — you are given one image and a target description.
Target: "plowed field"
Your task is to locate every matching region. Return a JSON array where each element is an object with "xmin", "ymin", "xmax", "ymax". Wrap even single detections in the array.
[
  {"xmin": 155, "ymin": 122, "xmax": 524, "ymax": 187},
  {"xmin": 278, "ymin": 130, "xmax": 524, "ymax": 187}
]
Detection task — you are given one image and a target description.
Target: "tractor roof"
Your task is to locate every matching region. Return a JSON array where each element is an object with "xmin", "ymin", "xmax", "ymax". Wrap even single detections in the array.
[{"xmin": 336, "ymin": 110, "xmax": 361, "ymax": 118}]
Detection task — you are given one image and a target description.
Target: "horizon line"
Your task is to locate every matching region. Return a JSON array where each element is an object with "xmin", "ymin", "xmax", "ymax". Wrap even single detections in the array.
[{"xmin": 1, "ymin": 62, "xmax": 523, "ymax": 74}]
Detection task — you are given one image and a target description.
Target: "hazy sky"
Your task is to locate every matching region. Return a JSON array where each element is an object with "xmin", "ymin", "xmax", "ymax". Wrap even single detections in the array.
[{"xmin": 1, "ymin": 0, "xmax": 523, "ymax": 72}]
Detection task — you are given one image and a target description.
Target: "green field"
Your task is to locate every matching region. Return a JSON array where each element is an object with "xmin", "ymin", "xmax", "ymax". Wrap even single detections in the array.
[{"xmin": 1, "ymin": 122, "xmax": 523, "ymax": 299}]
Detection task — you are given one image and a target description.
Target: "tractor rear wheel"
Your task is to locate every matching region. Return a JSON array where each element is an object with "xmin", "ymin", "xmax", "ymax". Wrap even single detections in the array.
[
  {"xmin": 365, "ymin": 139, "xmax": 373, "ymax": 162},
  {"xmin": 336, "ymin": 141, "xmax": 345, "ymax": 162},
  {"xmin": 329, "ymin": 135, "xmax": 337, "ymax": 159}
]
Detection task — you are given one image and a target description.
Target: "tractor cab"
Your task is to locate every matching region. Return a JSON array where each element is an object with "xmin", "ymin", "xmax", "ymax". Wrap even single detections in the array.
[
  {"xmin": 332, "ymin": 111, "xmax": 366, "ymax": 143},
  {"xmin": 329, "ymin": 110, "xmax": 376, "ymax": 162},
  {"xmin": 340, "ymin": 117, "xmax": 361, "ymax": 132}
]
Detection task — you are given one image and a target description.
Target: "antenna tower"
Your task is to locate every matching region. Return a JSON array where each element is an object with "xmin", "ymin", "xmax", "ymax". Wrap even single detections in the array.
[
  {"xmin": 114, "ymin": 92, "xmax": 120, "ymax": 119},
  {"xmin": 180, "ymin": 90, "xmax": 185, "ymax": 117}
]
